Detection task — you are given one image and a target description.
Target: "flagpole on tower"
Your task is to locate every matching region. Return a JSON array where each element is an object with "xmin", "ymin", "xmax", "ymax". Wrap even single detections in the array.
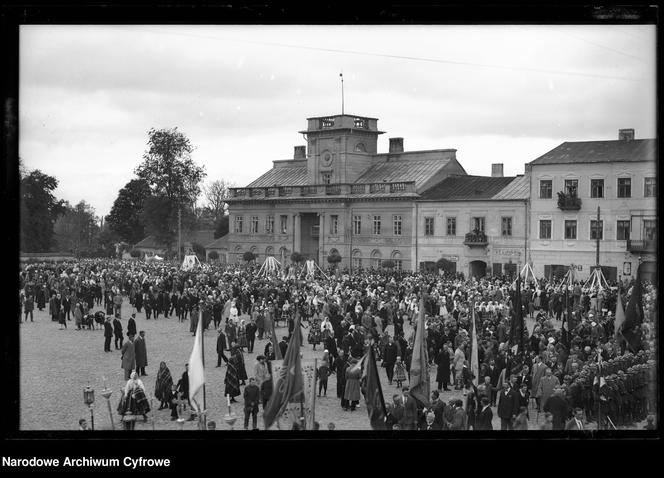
[{"xmin": 340, "ymin": 72, "xmax": 344, "ymax": 115}]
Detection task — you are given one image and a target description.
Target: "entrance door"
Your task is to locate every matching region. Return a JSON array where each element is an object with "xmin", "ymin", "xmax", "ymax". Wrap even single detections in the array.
[
  {"xmin": 299, "ymin": 213, "xmax": 320, "ymax": 263},
  {"xmin": 469, "ymin": 260, "xmax": 487, "ymax": 279}
]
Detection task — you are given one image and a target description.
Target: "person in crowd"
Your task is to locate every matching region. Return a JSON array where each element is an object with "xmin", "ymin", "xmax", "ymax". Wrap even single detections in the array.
[
  {"xmin": 103, "ymin": 315, "xmax": 113, "ymax": 352},
  {"xmin": 243, "ymin": 377, "xmax": 260, "ymax": 430},
  {"xmin": 120, "ymin": 332, "xmax": 136, "ymax": 380},
  {"xmin": 113, "ymin": 314, "xmax": 124, "ymax": 350},
  {"xmin": 134, "ymin": 330, "xmax": 148, "ymax": 376},
  {"xmin": 118, "ymin": 371, "xmax": 150, "ymax": 429},
  {"xmin": 154, "ymin": 361, "xmax": 174, "ymax": 410},
  {"xmin": 216, "ymin": 328, "xmax": 229, "ymax": 367}
]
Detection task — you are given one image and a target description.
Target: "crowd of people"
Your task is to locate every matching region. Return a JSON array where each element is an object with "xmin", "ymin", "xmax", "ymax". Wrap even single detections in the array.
[{"xmin": 18, "ymin": 257, "xmax": 657, "ymax": 431}]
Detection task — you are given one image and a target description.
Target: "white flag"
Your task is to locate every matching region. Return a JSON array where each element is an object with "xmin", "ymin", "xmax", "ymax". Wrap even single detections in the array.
[
  {"xmin": 188, "ymin": 315, "xmax": 205, "ymax": 413},
  {"xmin": 471, "ymin": 305, "xmax": 479, "ymax": 387}
]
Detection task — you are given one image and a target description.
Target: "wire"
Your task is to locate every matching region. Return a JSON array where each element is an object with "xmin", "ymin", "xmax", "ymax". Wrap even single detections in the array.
[
  {"xmin": 558, "ymin": 30, "xmax": 644, "ymax": 62},
  {"xmin": 138, "ymin": 27, "xmax": 646, "ymax": 82}
]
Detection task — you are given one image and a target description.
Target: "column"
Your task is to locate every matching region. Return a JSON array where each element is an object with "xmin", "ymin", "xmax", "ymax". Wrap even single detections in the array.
[
  {"xmin": 294, "ymin": 213, "xmax": 302, "ymax": 253},
  {"xmin": 318, "ymin": 212, "xmax": 325, "ymax": 264}
]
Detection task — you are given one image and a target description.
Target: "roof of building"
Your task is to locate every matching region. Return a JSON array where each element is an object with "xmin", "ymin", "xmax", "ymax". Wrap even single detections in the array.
[
  {"xmin": 529, "ymin": 139, "xmax": 656, "ymax": 165},
  {"xmin": 492, "ymin": 174, "xmax": 530, "ymax": 200},
  {"xmin": 419, "ymin": 175, "xmax": 517, "ymax": 201},
  {"xmin": 135, "ymin": 229, "xmax": 215, "ymax": 249},
  {"xmin": 354, "ymin": 158, "xmax": 453, "ymax": 188},
  {"xmin": 247, "ymin": 165, "xmax": 308, "ymax": 188},
  {"xmin": 205, "ymin": 234, "xmax": 229, "ymax": 249}
]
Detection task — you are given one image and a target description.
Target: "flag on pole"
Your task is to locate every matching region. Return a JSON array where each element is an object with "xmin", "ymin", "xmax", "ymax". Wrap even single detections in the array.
[
  {"xmin": 622, "ymin": 264, "xmax": 644, "ymax": 352},
  {"xmin": 409, "ymin": 293, "xmax": 430, "ymax": 407},
  {"xmin": 263, "ymin": 316, "xmax": 304, "ymax": 429},
  {"xmin": 509, "ymin": 273, "xmax": 524, "ymax": 356},
  {"xmin": 561, "ymin": 287, "xmax": 570, "ymax": 353},
  {"xmin": 362, "ymin": 346, "xmax": 387, "ymax": 430},
  {"xmin": 270, "ymin": 320, "xmax": 282, "ymax": 360},
  {"xmin": 614, "ymin": 286, "xmax": 626, "ymax": 339},
  {"xmin": 470, "ymin": 303, "xmax": 479, "ymax": 387},
  {"xmin": 187, "ymin": 312, "xmax": 205, "ymax": 413}
]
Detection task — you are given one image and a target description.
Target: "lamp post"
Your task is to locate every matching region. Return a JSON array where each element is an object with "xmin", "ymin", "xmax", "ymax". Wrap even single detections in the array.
[
  {"xmin": 83, "ymin": 385, "xmax": 95, "ymax": 431},
  {"xmin": 99, "ymin": 377, "xmax": 114, "ymax": 430},
  {"xmin": 223, "ymin": 394, "xmax": 237, "ymax": 430}
]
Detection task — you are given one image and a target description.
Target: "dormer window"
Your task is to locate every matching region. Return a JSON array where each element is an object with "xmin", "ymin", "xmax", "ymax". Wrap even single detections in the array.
[{"xmin": 354, "ymin": 142, "xmax": 367, "ymax": 152}]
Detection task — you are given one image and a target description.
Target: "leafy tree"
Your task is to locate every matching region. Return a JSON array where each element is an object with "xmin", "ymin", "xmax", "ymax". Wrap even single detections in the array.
[
  {"xmin": 214, "ymin": 215, "xmax": 230, "ymax": 239},
  {"xmin": 134, "ymin": 127, "xmax": 206, "ymax": 250},
  {"xmin": 327, "ymin": 251, "xmax": 342, "ymax": 270},
  {"xmin": 203, "ymin": 179, "xmax": 236, "ymax": 222},
  {"xmin": 208, "ymin": 250, "xmax": 219, "ymax": 261},
  {"xmin": 290, "ymin": 252, "xmax": 305, "ymax": 264},
  {"xmin": 106, "ymin": 178, "xmax": 151, "ymax": 244},
  {"xmin": 20, "ymin": 169, "xmax": 66, "ymax": 252},
  {"xmin": 54, "ymin": 200, "xmax": 100, "ymax": 257},
  {"xmin": 243, "ymin": 251, "xmax": 256, "ymax": 263},
  {"xmin": 191, "ymin": 241, "xmax": 206, "ymax": 261}
]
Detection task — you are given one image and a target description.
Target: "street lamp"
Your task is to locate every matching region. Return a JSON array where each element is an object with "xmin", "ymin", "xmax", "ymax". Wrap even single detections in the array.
[
  {"xmin": 100, "ymin": 377, "xmax": 114, "ymax": 430},
  {"xmin": 83, "ymin": 385, "xmax": 95, "ymax": 431}
]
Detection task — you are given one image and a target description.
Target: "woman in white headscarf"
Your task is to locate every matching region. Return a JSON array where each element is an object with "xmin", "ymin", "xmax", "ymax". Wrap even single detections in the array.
[{"xmin": 118, "ymin": 372, "xmax": 150, "ymax": 429}]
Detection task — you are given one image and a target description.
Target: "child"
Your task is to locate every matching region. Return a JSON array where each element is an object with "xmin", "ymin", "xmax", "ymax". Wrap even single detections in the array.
[
  {"xmin": 394, "ymin": 356, "xmax": 407, "ymax": 389},
  {"xmin": 169, "ymin": 385, "xmax": 180, "ymax": 421}
]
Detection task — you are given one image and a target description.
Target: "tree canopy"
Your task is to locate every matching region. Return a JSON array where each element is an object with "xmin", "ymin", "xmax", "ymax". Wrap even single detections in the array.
[
  {"xmin": 20, "ymin": 169, "xmax": 66, "ymax": 252},
  {"xmin": 106, "ymin": 178, "xmax": 151, "ymax": 244}
]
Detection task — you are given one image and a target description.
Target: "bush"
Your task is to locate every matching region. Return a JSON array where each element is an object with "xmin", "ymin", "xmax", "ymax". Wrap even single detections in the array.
[
  {"xmin": 327, "ymin": 251, "xmax": 342, "ymax": 265},
  {"xmin": 381, "ymin": 259, "xmax": 395, "ymax": 270},
  {"xmin": 290, "ymin": 252, "xmax": 305, "ymax": 264},
  {"xmin": 208, "ymin": 250, "xmax": 219, "ymax": 261},
  {"xmin": 191, "ymin": 241, "xmax": 206, "ymax": 261},
  {"xmin": 243, "ymin": 251, "xmax": 256, "ymax": 263}
]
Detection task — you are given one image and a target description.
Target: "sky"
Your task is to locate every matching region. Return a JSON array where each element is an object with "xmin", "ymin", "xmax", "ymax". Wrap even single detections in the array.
[{"xmin": 19, "ymin": 25, "xmax": 656, "ymax": 218}]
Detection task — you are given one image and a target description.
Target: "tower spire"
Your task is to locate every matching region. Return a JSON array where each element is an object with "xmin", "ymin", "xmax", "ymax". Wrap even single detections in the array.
[{"xmin": 340, "ymin": 72, "xmax": 344, "ymax": 115}]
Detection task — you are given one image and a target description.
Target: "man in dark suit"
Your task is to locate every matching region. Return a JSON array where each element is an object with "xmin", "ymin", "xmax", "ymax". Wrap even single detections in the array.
[
  {"xmin": 245, "ymin": 319, "xmax": 257, "ymax": 353},
  {"xmin": 400, "ymin": 386, "xmax": 419, "ymax": 430},
  {"xmin": 103, "ymin": 316, "xmax": 113, "ymax": 352},
  {"xmin": 565, "ymin": 407, "xmax": 585, "ymax": 430},
  {"xmin": 388, "ymin": 394, "xmax": 404, "ymax": 428},
  {"xmin": 383, "ymin": 336, "xmax": 399, "ymax": 385},
  {"xmin": 475, "ymin": 396, "xmax": 494, "ymax": 430},
  {"xmin": 544, "ymin": 386, "xmax": 571, "ymax": 430},
  {"xmin": 428, "ymin": 390, "xmax": 447, "ymax": 429},
  {"xmin": 278, "ymin": 336, "xmax": 288, "ymax": 358},
  {"xmin": 216, "ymin": 329, "xmax": 228, "ymax": 367},
  {"xmin": 243, "ymin": 377, "xmax": 260, "ymax": 430},
  {"xmin": 113, "ymin": 315, "xmax": 124, "ymax": 350},
  {"xmin": 497, "ymin": 375, "xmax": 520, "ymax": 430},
  {"xmin": 488, "ymin": 359, "xmax": 501, "ymax": 405},
  {"xmin": 421, "ymin": 412, "xmax": 441, "ymax": 430}
]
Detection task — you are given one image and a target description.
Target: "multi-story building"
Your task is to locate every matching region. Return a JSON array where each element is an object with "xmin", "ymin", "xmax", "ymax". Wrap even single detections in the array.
[
  {"xmin": 527, "ymin": 128, "xmax": 657, "ymax": 282},
  {"xmin": 225, "ymin": 113, "xmax": 467, "ymax": 271},
  {"xmin": 417, "ymin": 170, "xmax": 530, "ymax": 278}
]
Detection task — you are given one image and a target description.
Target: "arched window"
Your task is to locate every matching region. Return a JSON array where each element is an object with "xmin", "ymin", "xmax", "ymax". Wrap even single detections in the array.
[
  {"xmin": 279, "ymin": 247, "xmax": 290, "ymax": 264},
  {"xmin": 371, "ymin": 249, "xmax": 382, "ymax": 269},
  {"xmin": 265, "ymin": 246, "xmax": 274, "ymax": 257},
  {"xmin": 391, "ymin": 250, "xmax": 403, "ymax": 271},
  {"xmin": 234, "ymin": 245, "xmax": 242, "ymax": 263},
  {"xmin": 250, "ymin": 246, "xmax": 258, "ymax": 260},
  {"xmin": 354, "ymin": 142, "xmax": 367, "ymax": 152},
  {"xmin": 352, "ymin": 249, "xmax": 362, "ymax": 270}
]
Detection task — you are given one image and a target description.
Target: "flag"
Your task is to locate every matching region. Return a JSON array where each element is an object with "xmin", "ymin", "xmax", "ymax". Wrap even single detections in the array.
[
  {"xmin": 495, "ymin": 367, "xmax": 507, "ymax": 408},
  {"xmin": 509, "ymin": 273, "xmax": 524, "ymax": 355},
  {"xmin": 187, "ymin": 312, "xmax": 205, "ymax": 413},
  {"xmin": 470, "ymin": 303, "xmax": 479, "ymax": 387},
  {"xmin": 263, "ymin": 315, "xmax": 304, "ymax": 429},
  {"xmin": 362, "ymin": 346, "xmax": 387, "ymax": 430},
  {"xmin": 409, "ymin": 294, "xmax": 430, "ymax": 407},
  {"xmin": 614, "ymin": 286, "xmax": 626, "ymax": 339},
  {"xmin": 270, "ymin": 319, "xmax": 282, "ymax": 360},
  {"xmin": 622, "ymin": 265, "xmax": 644, "ymax": 352},
  {"xmin": 561, "ymin": 288, "xmax": 570, "ymax": 353}
]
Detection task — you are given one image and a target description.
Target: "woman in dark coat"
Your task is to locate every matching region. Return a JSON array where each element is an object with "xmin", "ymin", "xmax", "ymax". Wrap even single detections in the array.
[
  {"xmin": 435, "ymin": 346, "xmax": 451, "ymax": 391},
  {"xmin": 154, "ymin": 362, "xmax": 174, "ymax": 410},
  {"xmin": 233, "ymin": 345, "xmax": 248, "ymax": 384},
  {"xmin": 118, "ymin": 372, "xmax": 150, "ymax": 429},
  {"xmin": 224, "ymin": 347, "xmax": 242, "ymax": 402},
  {"xmin": 36, "ymin": 286, "xmax": 46, "ymax": 311}
]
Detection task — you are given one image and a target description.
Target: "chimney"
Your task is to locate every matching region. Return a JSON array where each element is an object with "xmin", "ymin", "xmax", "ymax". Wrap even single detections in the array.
[
  {"xmin": 619, "ymin": 129, "xmax": 635, "ymax": 141},
  {"xmin": 389, "ymin": 137, "xmax": 404, "ymax": 153},
  {"xmin": 491, "ymin": 163, "xmax": 504, "ymax": 178},
  {"xmin": 294, "ymin": 145, "xmax": 306, "ymax": 159}
]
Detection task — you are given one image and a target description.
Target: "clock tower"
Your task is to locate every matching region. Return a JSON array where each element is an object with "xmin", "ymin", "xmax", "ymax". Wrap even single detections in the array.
[{"xmin": 299, "ymin": 114, "xmax": 384, "ymax": 184}]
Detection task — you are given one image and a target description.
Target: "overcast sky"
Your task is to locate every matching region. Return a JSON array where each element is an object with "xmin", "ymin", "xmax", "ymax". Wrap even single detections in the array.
[{"xmin": 20, "ymin": 25, "xmax": 656, "ymax": 218}]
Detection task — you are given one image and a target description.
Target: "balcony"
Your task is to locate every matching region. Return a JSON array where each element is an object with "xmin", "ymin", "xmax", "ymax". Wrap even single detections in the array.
[
  {"xmin": 464, "ymin": 230, "xmax": 488, "ymax": 247},
  {"xmin": 325, "ymin": 184, "xmax": 341, "ymax": 195},
  {"xmin": 228, "ymin": 180, "xmax": 416, "ymax": 200},
  {"xmin": 557, "ymin": 191, "xmax": 582, "ymax": 211},
  {"xmin": 627, "ymin": 239, "xmax": 657, "ymax": 253}
]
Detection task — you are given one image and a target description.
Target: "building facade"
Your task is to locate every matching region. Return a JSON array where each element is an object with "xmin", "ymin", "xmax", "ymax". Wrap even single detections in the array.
[{"xmin": 527, "ymin": 129, "xmax": 657, "ymax": 282}]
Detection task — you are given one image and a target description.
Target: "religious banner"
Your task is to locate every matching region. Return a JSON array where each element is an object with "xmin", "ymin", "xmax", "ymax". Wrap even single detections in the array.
[{"xmin": 271, "ymin": 359, "xmax": 316, "ymax": 429}]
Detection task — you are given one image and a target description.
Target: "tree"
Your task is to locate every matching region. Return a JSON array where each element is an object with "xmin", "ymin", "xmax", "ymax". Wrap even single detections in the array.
[
  {"xmin": 106, "ymin": 178, "xmax": 151, "ymax": 244},
  {"xmin": 20, "ymin": 169, "xmax": 66, "ymax": 252},
  {"xmin": 54, "ymin": 200, "xmax": 100, "ymax": 257},
  {"xmin": 208, "ymin": 250, "xmax": 219, "ymax": 261},
  {"xmin": 243, "ymin": 251, "xmax": 256, "ymax": 263},
  {"xmin": 327, "ymin": 250, "xmax": 342, "ymax": 270},
  {"xmin": 191, "ymin": 241, "xmax": 206, "ymax": 261},
  {"xmin": 134, "ymin": 127, "xmax": 206, "ymax": 250},
  {"xmin": 203, "ymin": 179, "xmax": 236, "ymax": 222},
  {"xmin": 214, "ymin": 215, "xmax": 230, "ymax": 239},
  {"xmin": 290, "ymin": 252, "xmax": 305, "ymax": 265}
]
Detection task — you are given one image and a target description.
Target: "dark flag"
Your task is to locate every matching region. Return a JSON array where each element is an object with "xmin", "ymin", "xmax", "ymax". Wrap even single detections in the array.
[
  {"xmin": 263, "ymin": 316, "xmax": 304, "ymax": 429},
  {"xmin": 270, "ymin": 321, "xmax": 282, "ymax": 360},
  {"xmin": 409, "ymin": 293, "xmax": 430, "ymax": 407},
  {"xmin": 509, "ymin": 273, "xmax": 524, "ymax": 356},
  {"xmin": 362, "ymin": 345, "xmax": 387, "ymax": 430},
  {"xmin": 621, "ymin": 264, "xmax": 644, "ymax": 352},
  {"xmin": 561, "ymin": 287, "xmax": 570, "ymax": 353}
]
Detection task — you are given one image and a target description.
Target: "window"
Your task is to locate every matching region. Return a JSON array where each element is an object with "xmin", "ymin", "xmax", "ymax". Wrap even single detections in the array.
[
  {"xmin": 472, "ymin": 217, "xmax": 485, "ymax": 233},
  {"xmin": 321, "ymin": 172, "xmax": 332, "ymax": 184},
  {"xmin": 352, "ymin": 251, "xmax": 362, "ymax": 270},
  {"xmin": 616, "ymin": 220, "xmax": 630, "ymax": 241},
  {"xmin": 501, "ymin": 217, "xmax": 512, "ymax": 237},
  {"xmin": 394, "ymin": 260, "xmax": 403, "ymax": 271},
  {"xmin": 265, "ymin": 216, "xmax": 274, "ymax": 234},
  {"xmin": 590, "ymin": 220, "xmax": 603, "ymax": 240},
  {"xmin": 330, "ymin": 215, "xmax": 339, "ymax": 235},
  {"xmin": 539, "ymin": 220, "xmax": 552, "ymax": 239},
  {"xmin": 564, "ymin": 179, "xmax": 578, "ymax": 196},
  {"xmin": 279, "ymin": 215, "xmax": 288, "ymax": 234},
  {"xmin": 591, "ymin": 179, "xmax": 604, "ymax": 198},
  {"xmin": 393, "ymin": 215, "xmax": 402, "ymax": 236},
  {"xmin": 234, "ymin": 216, "xmax": 244, "ymax": 233},
  {"xmin": 540, "ymin": 180, "xmax": 552, "ymax": 199},
  {"xmin": 564, "ymin": 220, "xmax": 577, "ymax": 240},
  {"xmin": 644, "ymin": 177, "xmax": 656, "ymax": 197},
  {"xmin": 353, "ymin": 215, "xmax": 361, "ymax": 235},
  {"xmin": 250, "ymin": 216, "xmax": 259, "ymax": 234},
  {"xmin": 424, "ymin": 217, "xmax": 435, "ymax": 236},
  {"xmin": 446, "ymin": 217, "xmax": 456, "ymax": 236},
  {"xmin": 617, "ymin": 178, "xmax": 631, "ymax": 198},
  {"xmin": 373, "ymin": 216, "xmax": 381, "ymax": 235},
  {"xmin": 371, "ymin": 251, "xmax": 382, "ymax": 269},
  {"xmin": 643, "ymin": 220, "xmax": 656, "ymax": 240}
]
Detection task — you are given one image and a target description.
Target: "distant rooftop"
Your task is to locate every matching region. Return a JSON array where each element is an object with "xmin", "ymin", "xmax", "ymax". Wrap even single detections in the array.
[
  {"xmin": 529, "ymin": 138, "xmax": 656, "ymax": 165},
  {"xmin": 419, "ymin": 175, "xmax": 519, "ymax": 201}
]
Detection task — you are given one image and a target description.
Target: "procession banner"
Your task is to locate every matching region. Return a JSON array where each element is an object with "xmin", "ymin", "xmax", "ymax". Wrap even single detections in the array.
[
  {"xmin": 409, "ymin": 295, "xmax": 430, "ymax": 407},
  {"xmin": 270, "ymin": 359, "xmax": 316, "ymax": 429}
]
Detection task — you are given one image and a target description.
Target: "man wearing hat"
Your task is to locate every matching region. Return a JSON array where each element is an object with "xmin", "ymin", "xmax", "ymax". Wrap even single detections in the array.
[
  {"xmin": 120, "ymin": 332, "xmax": 136, "ymax": 380},
  {"xmin": 103, "ymin": 315, "xmax": 113, "ymax": 352},
  {"xmin": 112, "ymin": 314, "xmax": 124, "ymax": 350},
  {"xmin": 127, "ymin": 313, "xmax": 137, "ymax": 337}
]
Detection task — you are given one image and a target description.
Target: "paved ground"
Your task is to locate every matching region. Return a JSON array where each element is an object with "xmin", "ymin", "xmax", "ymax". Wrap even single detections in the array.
[{"xmin": 19, "ymin": 304, "xmax": 640, "ymax": 431}]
